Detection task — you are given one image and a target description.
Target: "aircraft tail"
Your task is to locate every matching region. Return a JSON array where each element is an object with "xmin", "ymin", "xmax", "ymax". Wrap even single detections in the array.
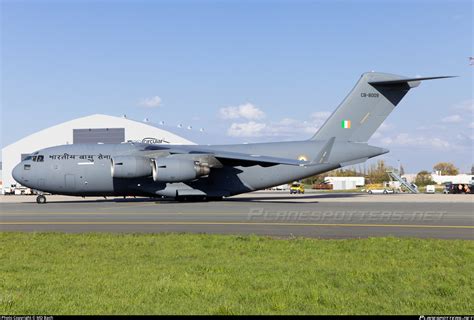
[{"xmin": 311, "ymin": 72, "xmax": 454, "ymax": 142}]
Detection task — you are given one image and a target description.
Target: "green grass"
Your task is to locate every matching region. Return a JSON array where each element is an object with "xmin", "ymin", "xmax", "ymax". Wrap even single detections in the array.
[{"xmin": 1, "ymin": 233, "xmax": 472, "ymax": 314}]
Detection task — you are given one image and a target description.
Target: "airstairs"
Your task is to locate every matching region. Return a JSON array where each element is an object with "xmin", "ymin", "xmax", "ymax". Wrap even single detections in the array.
[{"xmin": 386, "ymin": 169, "xmax": 419, "ymax": 193}]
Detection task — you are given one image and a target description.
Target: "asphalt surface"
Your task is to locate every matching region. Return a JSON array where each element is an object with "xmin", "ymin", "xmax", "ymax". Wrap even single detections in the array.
[{"xmin": 1, "ymin": 192, "xmax": 473, "ymax": 239}]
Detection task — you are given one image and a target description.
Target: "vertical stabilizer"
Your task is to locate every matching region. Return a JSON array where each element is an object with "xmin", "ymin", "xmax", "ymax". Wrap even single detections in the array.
[{"xmin": 311, "ymin": 72, "xmax": 454, "ymax": 142}]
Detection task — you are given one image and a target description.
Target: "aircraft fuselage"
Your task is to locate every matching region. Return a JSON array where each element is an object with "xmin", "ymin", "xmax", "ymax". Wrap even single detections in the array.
[{"xmin": 12, "ymin": 141, "xmax": 385, "ymax": 199}]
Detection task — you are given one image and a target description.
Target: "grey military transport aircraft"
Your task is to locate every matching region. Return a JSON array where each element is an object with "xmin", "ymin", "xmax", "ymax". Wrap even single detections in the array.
[{"xmin": 12, "ymin": 72, "xmax": 453, "ymax": 203}]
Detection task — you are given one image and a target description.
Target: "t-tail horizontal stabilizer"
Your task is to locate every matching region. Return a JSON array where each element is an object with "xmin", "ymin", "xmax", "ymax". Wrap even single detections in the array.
[{"xmin": 368, "ymin": 76, "xmax": 456, "ymax": 88}]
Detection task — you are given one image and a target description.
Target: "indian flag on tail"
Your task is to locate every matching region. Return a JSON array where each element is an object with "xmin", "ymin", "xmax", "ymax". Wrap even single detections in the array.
[{"xmin": 341, "ymin": 120, "xmax": 351, "ymax": 129}]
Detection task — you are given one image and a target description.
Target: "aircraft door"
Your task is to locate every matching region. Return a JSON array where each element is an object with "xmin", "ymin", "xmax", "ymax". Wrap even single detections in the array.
[{"xmin": 65, "ymin": 174, "xmax": 76, "ymax": 190}]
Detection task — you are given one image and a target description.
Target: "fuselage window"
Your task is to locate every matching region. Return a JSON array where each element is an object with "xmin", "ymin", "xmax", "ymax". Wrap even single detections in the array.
[{"xmin": 24, "ymin": 164, "xmax": 31, "ymax": 170}]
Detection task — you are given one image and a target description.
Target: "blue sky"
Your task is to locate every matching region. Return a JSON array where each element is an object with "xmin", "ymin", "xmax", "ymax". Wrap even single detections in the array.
[{"xmin": 1, "ymin": 0, "xmax": 473, "ymax": 173}]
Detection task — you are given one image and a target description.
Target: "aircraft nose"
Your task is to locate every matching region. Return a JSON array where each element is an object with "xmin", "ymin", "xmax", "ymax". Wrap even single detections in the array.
[{"xmin": 12, "ymin": 163, "xmax": 23, "ymax": 183}]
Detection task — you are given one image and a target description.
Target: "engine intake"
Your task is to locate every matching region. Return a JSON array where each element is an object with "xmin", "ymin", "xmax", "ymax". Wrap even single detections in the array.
[
  {"xmin": 111, "ymin": 156, "xmax": 152, "ymax": 178},
  {"xmin": 152, "ymin": 157, "xmax": 210, "ymax": 182}
]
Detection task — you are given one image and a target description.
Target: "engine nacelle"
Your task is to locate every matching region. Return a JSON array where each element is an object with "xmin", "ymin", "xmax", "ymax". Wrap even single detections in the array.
[
  {"xmin": 111, "ymin": 156, "xmax": 152, "ymax": 178},
  {"xmin": 152, "ymin": 157, "xmax": 210, "ymax": 182}
]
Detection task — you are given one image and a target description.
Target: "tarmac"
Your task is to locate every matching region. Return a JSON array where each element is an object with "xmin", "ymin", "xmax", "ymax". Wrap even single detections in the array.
[{"xmin": 1, "ymin": 191, "xmax": 473, "ymax": 239}]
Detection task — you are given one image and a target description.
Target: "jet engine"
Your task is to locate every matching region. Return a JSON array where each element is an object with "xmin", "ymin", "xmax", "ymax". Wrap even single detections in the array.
[
  {"xmin": 111, "ymin": 156, "xmax": 152, "ymax": 178},
  {"xmin": 152, "ymin": 157, "xmax": 210, "ymax": 182}
]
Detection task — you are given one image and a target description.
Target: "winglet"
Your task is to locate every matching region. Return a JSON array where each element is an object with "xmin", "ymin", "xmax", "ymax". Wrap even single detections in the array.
[{"xmin": 310, "ymin": 137, "xmax": 335, "ymax": 165}]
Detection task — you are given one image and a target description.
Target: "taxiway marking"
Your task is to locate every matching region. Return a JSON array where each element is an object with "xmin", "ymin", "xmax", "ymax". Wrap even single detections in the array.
[{"xmin": 0, "ymin": 221, "xmax": 472, "ymax": 229}]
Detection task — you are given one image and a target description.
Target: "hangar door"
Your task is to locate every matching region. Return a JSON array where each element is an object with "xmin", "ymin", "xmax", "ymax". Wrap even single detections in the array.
[{"xmin": 73, "ymin": 128, "xmax": 125, "ymax": 144}]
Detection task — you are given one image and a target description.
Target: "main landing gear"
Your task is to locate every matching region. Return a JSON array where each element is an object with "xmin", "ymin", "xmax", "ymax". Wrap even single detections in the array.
[{"xmin": 36, "ymin": 195, "xmax": 47, "ymax": 204}]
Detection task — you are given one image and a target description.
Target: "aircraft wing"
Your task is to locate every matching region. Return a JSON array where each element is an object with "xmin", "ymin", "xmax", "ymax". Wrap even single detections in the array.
[
  {"xmin": 140, "ymin": 144, "xmax": 309, "ymax": 167},
  {"xmin": 189, "ymin": 150, "xmax": 309, "ymax": 167}
]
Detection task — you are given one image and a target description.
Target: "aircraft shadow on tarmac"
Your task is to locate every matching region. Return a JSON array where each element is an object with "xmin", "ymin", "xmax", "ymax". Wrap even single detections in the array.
[
  {"xmin": 225, "ymin": 193, "xmax": 363, "ymax": 204},
  {"xmin": 21, "ymin": 193, "xmax": 363, "ymax": 205}
]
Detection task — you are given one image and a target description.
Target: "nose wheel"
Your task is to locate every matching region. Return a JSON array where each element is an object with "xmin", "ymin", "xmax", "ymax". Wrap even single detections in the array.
[{"xmin": 36, "ymin": 195, "xmax": 47, "ymax": 204}]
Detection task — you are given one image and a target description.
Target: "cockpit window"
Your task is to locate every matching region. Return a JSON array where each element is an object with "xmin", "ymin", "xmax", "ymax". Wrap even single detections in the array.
[
  {"xmin": 30, "ymin": 155, "xmax": 44, "ymax": 162},
  {"xmin": 24, "ymin": 156, "xmax": 32, "ymax": 161}
]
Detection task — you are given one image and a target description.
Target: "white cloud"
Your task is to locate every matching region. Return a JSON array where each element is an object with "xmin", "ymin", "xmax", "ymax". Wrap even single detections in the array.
[
  {"xmin": 380, "ymin": 133, "xmax": 451, "ymax": 149},
  {"xmin": 379, "ymin": 122, "xmax": 394, "ymax": 131},
  {"xmin": 139, "ymin": 96, "xmax": 162, "ymax": 108},
  {"xmin": 227, "ymin": 121, "xmax": 267, "ymax": 137},
  {"xmin": 223, "ymin": 107, "xmax": 332, "ymax": 138},
  {"xmin": 371, "ymin": 122, "xmax": 395, "ymax": 140},
  {"xmin": 453, "ymin": 99, "xmax": 474, "ymax": 112},
  {"xmin": 469, "ymin": 122, "xmax": 474, "ymax": 129},
  {"xmin": 372, "ymin": 132, "xmax": 382, "ymax": 139},
  {"xmin": 265, "ymin": 118, "xmax": 316, "ymax": 136},
  {"xmin": 219, "ymin": 103, "xmax": 265, "ymax": 120},
  {"xmin": 441, "ymin": 114, "xmax": 462, "ymax": 123},
  {"xmin": 311, "ymin": 111, "xmax": 331, "ymax": 121},
  {"xmin": 226, "ymin": 112, "xmax": 331, "ymax": 138},
  {"xmin": 455, "ymin": 133, "xmax": 474, "ymax": 144}
]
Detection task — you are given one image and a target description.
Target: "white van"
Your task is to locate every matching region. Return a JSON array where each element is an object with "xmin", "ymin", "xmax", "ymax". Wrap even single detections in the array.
[{"xmin": 425, "ymin": 185, "xmax": 436, "ymax": 194}]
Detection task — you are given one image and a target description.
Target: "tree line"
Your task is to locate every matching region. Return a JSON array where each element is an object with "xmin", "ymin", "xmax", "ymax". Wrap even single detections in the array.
[{"xmin": 302, "ymin": 161, "xmax": 462, "ymax": 187}]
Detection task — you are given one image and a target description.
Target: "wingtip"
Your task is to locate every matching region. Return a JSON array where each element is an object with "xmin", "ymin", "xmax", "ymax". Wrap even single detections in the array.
[{"xmin": 431, "ymin": 75, "xmax": 458, "ymax": 79}]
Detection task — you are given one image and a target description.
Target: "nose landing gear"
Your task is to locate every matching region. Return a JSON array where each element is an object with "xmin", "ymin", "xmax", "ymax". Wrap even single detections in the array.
[{"xmin": 36, "ymin": 195, "xmax": 47, "ymax": 204}]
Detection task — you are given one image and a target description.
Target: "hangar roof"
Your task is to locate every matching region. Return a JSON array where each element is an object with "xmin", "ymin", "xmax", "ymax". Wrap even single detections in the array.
[{"xmin": 3, "ymin": 114, "xmax": 194, "ymax": 152}]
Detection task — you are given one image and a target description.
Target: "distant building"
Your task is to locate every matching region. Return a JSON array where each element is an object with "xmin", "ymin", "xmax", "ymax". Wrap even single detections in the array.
[
  {"xmin": 324, "ymin": 176, "xmax": 365, "ymax": 190},
  {"xmin": 431, "ymin": 173, "xmax": 474, "ymax": 185},
  {"xmin": 1, "ymin": 114, "xmax": 194, "ymax": 192},
  {"xmin": 0, "ymin": 161, "xmax": 2, "ymax": 194},
  {"xmin": 402, "ymin": 173, "xmax": 474, "ymax": 185}
]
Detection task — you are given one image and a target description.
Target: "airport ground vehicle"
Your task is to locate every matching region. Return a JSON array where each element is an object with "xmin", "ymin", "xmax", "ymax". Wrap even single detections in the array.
[
  {"xmin": 13, "ymin": 185, "xmax": 34, "ymax": 195},
  {"xmin": 290, "ymin": 183, "xmax": 305, "ymax": 194},
  {"xmin": 270, "ymin": 184, "xmax": 289, "ymax": 191},
  {"xmin": 2, "ymin": 186, "xmax": 13, "ymax": 195},
  {"xmin": 312, "ymin": 183, "xmax": 333, "ymax": 190},
  {"xmin": 443, "ymin": 183, "xmax": 473, "ymax": 194},
  {"xmin": 425, "ymin": 185, "xmax": 436, "ymax": 194},
  {"xmin": 367, "ymin": 188, "xmax": 396, "ymax": 194},
  {"xmin": 2, "ymin": 184, "xmax": 33, "ymax": 195}
]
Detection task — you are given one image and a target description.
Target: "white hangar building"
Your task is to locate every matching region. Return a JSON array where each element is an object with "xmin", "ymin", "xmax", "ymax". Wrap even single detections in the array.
[
  {"xmin": 324, "ymin": 176, "xmax": 365, "ymax": 190},
  {"xmin": 1, "ymin": 114, "xmax": 194, "ymax": 192}
]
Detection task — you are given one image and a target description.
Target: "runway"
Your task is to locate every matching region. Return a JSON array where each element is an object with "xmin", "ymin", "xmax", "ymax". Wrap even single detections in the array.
[{"xmin": 1, "ymin": 192, "xmax": 473, "ymax": 239}]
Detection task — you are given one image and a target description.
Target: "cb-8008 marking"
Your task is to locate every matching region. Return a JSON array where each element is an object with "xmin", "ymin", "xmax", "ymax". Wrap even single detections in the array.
[{"xmin": 361, "ymin": 93, "xmax": 379, "ymax": 98}]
